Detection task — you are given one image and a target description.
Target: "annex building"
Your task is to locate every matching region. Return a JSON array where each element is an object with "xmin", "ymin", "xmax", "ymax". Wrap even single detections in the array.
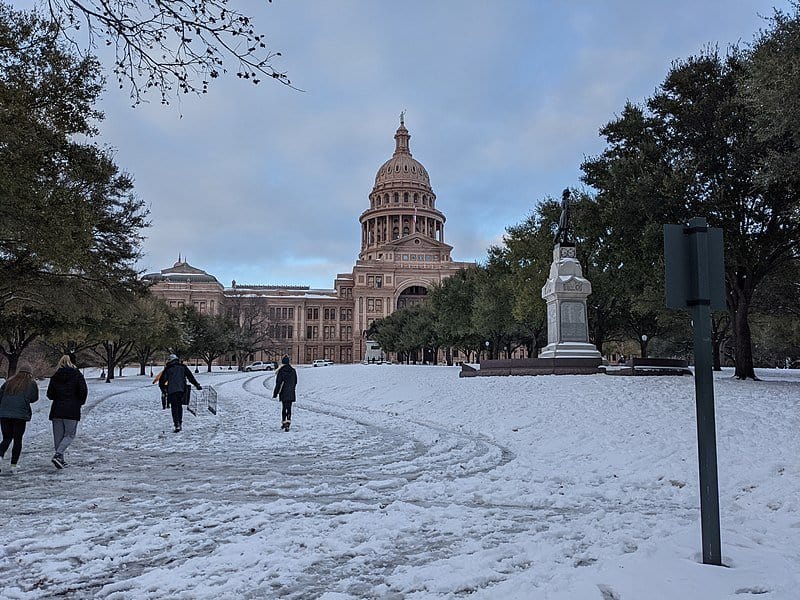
[{"xmin": 143, "ymin": 117, "xmax": 473, "ymax": 364}]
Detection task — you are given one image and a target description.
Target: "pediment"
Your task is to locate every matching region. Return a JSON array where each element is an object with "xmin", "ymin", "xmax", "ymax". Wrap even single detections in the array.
[{"xmin": 382, "ymin": 233, "xmax": 452, "ymax": 253}]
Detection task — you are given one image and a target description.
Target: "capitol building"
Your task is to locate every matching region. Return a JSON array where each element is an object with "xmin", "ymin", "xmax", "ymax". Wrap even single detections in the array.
[{"xmin": 144, "ymin": 117, "xmax": 473, "ymax": 364}]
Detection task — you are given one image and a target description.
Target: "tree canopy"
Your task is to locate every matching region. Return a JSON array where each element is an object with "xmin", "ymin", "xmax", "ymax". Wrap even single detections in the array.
[{"xmin": 0, "ymin": 5, "xmax": 148, "ymax": 373}]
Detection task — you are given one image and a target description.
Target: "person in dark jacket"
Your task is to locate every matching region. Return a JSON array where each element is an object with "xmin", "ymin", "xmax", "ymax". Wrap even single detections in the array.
[
  {"xmin": 0, "ymin": 362, "xmax": 38, "ymax": 473},
  {"xmin": 46, "ymin": 355, "xmax": 88, "ymax": 469},
  {"xmin": 158, "ymin": 354, "xmax": 202, "ymax": 433},
  {"xmin": 272, "ymin": 355, "xmax": 297, "ymax": 431}
]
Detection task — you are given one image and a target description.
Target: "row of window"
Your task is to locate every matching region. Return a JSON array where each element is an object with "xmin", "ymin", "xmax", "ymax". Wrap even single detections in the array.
[
  {"xmin": 305, "ymin": 346, "xmax": 353, "ymax": 363},
  {"xmin": 371, "ymin": 192, "xmax": 433, "ymax": 208},
  {"xmin": 305, "ymin": 325, "xmax": 353, "ymax": 341},
  {"xmin": 306, "ymin": 307, "xmax": 353, "ymax": 321},
  {"xmin": 267, "ymin": 325, "xmax": 294, "ymax": 339},
  {"xmin": 269, "ymin": 307, "xmax": 294, "ymax": 320},
  {"xmin": 400, "ymin": 254, "xmax": 440, "ymax": 261}
]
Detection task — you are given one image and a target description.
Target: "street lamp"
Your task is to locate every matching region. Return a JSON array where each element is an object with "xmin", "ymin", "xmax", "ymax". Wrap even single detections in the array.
[
  {"xmin": 485, "ymin": 340, "xmax": 490, "ymax": 360},
  {"xmin": 641, "ymin": 334, "xmax": 648, "ymax": 358}
]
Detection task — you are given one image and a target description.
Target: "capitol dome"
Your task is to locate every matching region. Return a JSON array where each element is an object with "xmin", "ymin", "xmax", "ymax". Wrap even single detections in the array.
[
  {"xmin": 372, "ymin": 117, "xmax": 432, "ymax": 192},
  {"xmin": 359, "ymin": 117, "xmax": 446, "ymax": 258}
]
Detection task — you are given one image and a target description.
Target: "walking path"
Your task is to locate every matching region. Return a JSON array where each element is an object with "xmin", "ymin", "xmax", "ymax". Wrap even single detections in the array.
[{"xmin": 1, "ymin": 366, "xmax": 798, "ymax": 599}]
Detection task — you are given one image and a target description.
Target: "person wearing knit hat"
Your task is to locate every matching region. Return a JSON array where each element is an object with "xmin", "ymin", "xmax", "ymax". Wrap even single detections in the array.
[
  {"xmin": 272, "ymin": 355, "xmax": 297, "ymax": 431},
  {"xmin": 158, "ymin": 354, "xmax": 202, "ymax": 433},
  {"xmin": 46, "ymin": 355, "xmax": 88, "ymax": 469},
  {"xmin": 0, "ymin": 361, "xmax": 39, "ymax": 472}
]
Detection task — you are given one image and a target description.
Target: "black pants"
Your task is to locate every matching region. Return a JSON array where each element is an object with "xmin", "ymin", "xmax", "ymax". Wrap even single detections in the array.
[
  {"xmin": 281, "ymin": 401, "xmax": 293, "ymax": 422},
  {"xmin": 0, "ymin": 417, "xmax": 27, "ymax": 464},
  {"xmin": 168, "ymin": 392, "xmax": 184, "ymax": 427}
]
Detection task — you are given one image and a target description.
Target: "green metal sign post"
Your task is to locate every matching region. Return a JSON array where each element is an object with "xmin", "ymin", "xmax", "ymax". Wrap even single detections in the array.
[{"xmin": 664, "ymin": 216, "xmax": 725, "ymax": 566}]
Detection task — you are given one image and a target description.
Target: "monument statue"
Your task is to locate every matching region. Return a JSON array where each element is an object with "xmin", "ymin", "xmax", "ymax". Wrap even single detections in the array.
[
  {"xmin": 553, "ymin": 188, "xmax": 572, "ymax": 245},
  {"xmin": 539, "ymin": 186, "xmax": 601, "ymax": 361}
]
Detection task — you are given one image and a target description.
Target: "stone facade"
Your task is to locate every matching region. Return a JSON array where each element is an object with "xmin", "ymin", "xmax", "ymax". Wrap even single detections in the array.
[{"xmin": 143, "ymin": 118, "xmax": 472, "ymax": 364}]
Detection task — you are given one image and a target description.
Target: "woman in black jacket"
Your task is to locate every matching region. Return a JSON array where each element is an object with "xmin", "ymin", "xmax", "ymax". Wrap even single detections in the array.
[
  {"xmin": 46, "ymin": 355, "xmax": 88, "ymax": 469},
  {"xmin": 272, "ymin": 355, "xmax": 297, "ymax": 431}
]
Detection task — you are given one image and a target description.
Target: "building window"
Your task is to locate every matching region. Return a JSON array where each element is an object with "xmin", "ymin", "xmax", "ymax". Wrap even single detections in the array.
[
  {"xmin": 340, "ymin": 347, "xmax": 352, "ymax": 363},
  {"xmin": 324, "ymin": 307, "xmax": 337, "ymax": 320},
  {"xmin": 306, "ymin": 325, "xmax": 319, "ymax": 340},
  {"xmin": 367, "ymin": 298, "xmax": 375, "ymax": 312},
  {"xmin": 340, "ymin": 308, "xmax": 352, "ymax": 321},
  {"xmin": 307, "ymin": 307, "xmax": 319, "ymax": 321},
  {"xmin": 403, "ymin": 192, "xmax": 408, "ymax": 202}
]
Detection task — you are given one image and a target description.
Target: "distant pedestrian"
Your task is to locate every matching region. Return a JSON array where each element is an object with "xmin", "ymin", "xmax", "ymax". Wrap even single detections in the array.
[
  {"xmin": 0, "ymin": 362, "xmax": 39, "ymax": 473},
  {"xmin": 46, "ymin": 355, "xmax": 88, "ymax": 469},
  {"xmin": 158, "ymin": 354, "xmax": 202, "ymax": 433},
  {"xmin": 273, "ymin": 355, "xmax": 297, "ymax": 431}
]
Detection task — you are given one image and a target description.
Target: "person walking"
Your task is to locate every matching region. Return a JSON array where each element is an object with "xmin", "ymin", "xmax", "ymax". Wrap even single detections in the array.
[
  {"xmin": 158, "ymin": 354, "xmax": 202, "ymax": 433},
  {"xmin": 272, "ymin": 355, "xmax": 297, "ymax": 431},
  {"xmin": 0, "ymin": 362, "xmax": 39, "ymax": 473},
  {"xmin": 46, "ymin": 355, "xmax": 88, "ymax": 469}
]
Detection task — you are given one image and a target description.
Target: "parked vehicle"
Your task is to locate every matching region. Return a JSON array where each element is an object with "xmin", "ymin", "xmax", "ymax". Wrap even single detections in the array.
[
  {"xmin": 311, "ymin": 359, "xmax": 333, "ymax": 367},
  {"xmin": 244, "ymin": 361, "xmax": 276, "ymax": 372}
]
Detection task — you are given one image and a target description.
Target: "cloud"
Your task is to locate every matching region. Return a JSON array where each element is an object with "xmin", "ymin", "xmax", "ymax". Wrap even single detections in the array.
[{"xmin": 87, "ymin": 0, "xmax": 787, "ymax": 287}]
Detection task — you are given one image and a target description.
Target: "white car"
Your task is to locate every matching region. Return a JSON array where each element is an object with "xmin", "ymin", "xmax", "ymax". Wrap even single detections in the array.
[
  {"xmin": 244, "ymin": 361, "xmax": 276, "ymax": 372},
  {"xmin": 311, "ymin": 359, "xmax": 333, "ymax": 367}
]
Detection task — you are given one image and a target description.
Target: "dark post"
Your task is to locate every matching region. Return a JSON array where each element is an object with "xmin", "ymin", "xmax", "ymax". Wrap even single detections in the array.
[
  {"xmin": 685, "ymin": 217, "xmax": 722, "ymax": 566},
  {"xmin": 664, "ymin": 216, "xmax": 725, "ymax": 566}
]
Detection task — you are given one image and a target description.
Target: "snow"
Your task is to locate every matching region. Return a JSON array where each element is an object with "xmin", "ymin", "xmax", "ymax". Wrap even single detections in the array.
[{"xmin": 1, "ymin": 365, "xmax": 799, "ymax": 599}]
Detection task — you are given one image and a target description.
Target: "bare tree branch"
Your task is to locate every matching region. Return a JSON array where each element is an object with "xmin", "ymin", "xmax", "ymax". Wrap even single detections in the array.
[{"xmin": 40, "ymin": 0, "xmax": 298, "ymax": 105}]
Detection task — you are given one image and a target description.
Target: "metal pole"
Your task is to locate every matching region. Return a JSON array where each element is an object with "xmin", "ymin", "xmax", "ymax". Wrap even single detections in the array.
[{"xmin": 687, "ymin": 217, "xmax": 722, "ymax": 566}]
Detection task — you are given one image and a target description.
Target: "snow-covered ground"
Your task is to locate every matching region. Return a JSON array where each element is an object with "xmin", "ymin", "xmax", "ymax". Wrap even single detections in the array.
[{"xmin": 1, "ymin": 365, "xmax": 798, "ymax": 599}]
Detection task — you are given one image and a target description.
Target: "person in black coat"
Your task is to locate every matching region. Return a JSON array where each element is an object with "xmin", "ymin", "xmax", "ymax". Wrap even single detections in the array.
[
  {"xmin": 272, "ymin": 355, "xmax": 297, "ymax": 431},
  {"xmin": 46, "ymin": 355, "xmax": 88, "ymax": 469},
  {"xmin": 158, "ymin": 354, "xmax": 202, "ymax": 433}
]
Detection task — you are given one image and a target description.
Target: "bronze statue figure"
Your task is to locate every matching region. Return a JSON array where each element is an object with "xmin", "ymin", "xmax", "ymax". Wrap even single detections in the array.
[{"xmin": 553, "ymin": 188, "xmax": 572, "ymax": 245}]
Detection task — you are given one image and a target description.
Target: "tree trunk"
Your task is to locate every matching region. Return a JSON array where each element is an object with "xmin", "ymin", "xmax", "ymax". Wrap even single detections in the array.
[
  {"xmin": 732, "ymin": 300, "xmax": 758, "ymax": 379},
  {"xmin": 728, "ymin": 281, "xmax": 758, "ymax": 380},
  {"xmin": 639, "ymin": 338, "xmax": 649, "ymax": 358},
  {"xmin": 5, "ymin": 352, "xmax": 19, "ymax": 377},
  {"xmin": 710, "ymin": 312, "xmax": 730, "ymax": 372}
]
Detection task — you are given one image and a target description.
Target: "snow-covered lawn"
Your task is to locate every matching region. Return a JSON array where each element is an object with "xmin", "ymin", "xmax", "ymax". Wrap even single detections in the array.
[{"xmin": 1, "ymin": 365, "xmax": 798, "ymax": 599}]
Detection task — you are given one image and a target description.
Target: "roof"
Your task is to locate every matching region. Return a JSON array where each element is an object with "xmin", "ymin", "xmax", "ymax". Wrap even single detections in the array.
[{"xmin": 142, "ymin": 260, "xmax": 220, "ymax": 284}]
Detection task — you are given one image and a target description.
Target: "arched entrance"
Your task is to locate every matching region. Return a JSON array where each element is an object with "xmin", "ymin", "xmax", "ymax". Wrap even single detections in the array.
[{"xmin": 396, "ymin": 285, "xmax": 428, "ymax": 309}]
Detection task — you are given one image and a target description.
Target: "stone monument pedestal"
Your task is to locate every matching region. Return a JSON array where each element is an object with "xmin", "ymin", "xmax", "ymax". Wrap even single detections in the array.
[{"xmin": 539, "ymin": 244, "xmax": 601, "ymax": 361}]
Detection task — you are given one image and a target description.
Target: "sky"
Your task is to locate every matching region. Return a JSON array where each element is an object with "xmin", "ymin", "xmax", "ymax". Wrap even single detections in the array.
[{"xmin": 47, "ymin": 0, "xmax": 793, "ymax": 289}]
